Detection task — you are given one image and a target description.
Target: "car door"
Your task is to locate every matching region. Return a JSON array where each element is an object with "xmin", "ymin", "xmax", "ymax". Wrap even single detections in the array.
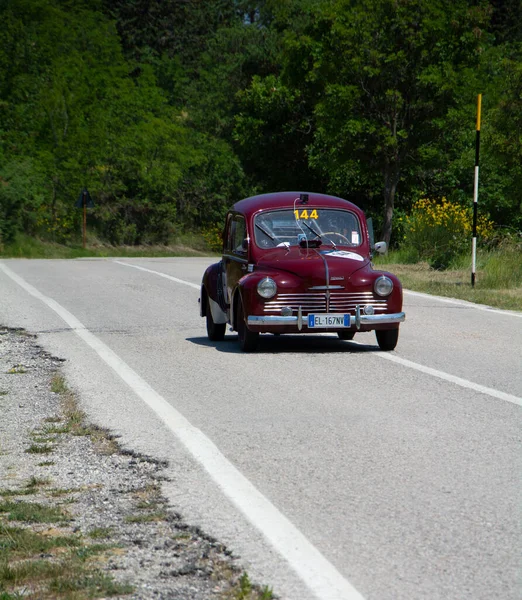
[{"xmin": 223, "ymin": 213, "xmax": 248, "ymax": 308}]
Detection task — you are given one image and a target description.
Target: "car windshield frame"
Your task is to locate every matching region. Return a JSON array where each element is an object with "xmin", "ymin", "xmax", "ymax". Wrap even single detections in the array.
[{"xmin": 253, "ymin": 208, "xmax": 362, "ymax": 250}]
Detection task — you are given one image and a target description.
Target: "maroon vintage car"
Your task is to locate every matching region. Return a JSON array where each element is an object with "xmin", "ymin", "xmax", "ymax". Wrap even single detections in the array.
[{"xmin": 200, "ymin": 192, "xmax": 405, "ymax": 352}]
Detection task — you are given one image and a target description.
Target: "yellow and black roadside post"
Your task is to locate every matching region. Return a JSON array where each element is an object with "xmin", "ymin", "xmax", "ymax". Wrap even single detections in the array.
[
  {"xmin": 75, "ymin": 188, "xmax": 94, "ymax": 249},
  {"xmin": 471, "ymin": 94, "xmax": 481, "ymax": 287}
]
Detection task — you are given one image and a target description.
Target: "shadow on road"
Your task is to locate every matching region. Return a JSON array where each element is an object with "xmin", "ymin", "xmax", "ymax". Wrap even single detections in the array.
[{"xmin": 186, "ymin": 333, "xmax": 379, "ymax": 354}]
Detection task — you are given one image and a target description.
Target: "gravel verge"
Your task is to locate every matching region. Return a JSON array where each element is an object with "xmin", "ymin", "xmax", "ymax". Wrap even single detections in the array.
[{"xmin": 0, "ymin": 326, "xmax": 273, "ymax": 599}]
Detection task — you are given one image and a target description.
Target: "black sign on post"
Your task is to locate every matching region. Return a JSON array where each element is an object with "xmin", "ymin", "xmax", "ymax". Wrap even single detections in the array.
[
  {"xmin": 75, "ymin": 189, "xmax": 94, "ymax": 248},
  {"xmin": 75, "ymin": 188, "xmax": 94, "ymax": 208}
]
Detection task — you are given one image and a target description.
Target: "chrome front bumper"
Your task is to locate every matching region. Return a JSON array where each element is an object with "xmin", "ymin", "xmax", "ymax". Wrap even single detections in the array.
[{"xmin": 248, "ymin": 305, "xmax": 405, "ymax": 330}]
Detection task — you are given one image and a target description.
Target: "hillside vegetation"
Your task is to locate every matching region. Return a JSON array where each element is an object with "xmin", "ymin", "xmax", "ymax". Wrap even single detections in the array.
[{"xmin": 0, "ymin": 0, "xmax": 520, "ymax": 261}]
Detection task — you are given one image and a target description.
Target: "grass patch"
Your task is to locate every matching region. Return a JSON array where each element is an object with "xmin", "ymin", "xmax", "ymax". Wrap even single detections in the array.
[
  {"xmin": 48, "ymin": 571, "xmax": 133, "ymax": 596},
  {"xmin": 88, "ymin": 527, "xmax": 113, "ymax": 540},
  {"xmin": 0, "ymin": 501, "xmax": 66, "ymax": 524},
  {"xmin": 43, "ymin": 416, "xmax": 62, "ymax": 424},
  {"xmin": 0, "ymin": 233, "xmax": 213, "ymax": 259},
  {"xmin": 30, "ymin": 433, "xmax": 57, "ymax": 444},
  {"xmin": 0, "ymin": 478, "xmax": 49, "ymax": 498},
  {"xmin": 225, "ymin": 572, "xmax": 274, "ymax": 600},
  {"xmin": 50, "ymin": 375, "xmax": 68, "ymax": 395},
  {"xmin": 25, "ymin": 444, "xmax": 53, "ymax": 455},
  {"xmin": 0, "ymin": 491, "xmax": 34, "ymax": 498},
  {"xmin": 375, "ymin": 252, "xmax": 522, "ymax": 311},
  {"xmin": 0, "ymin": 524, "xmax": 133, "ymax": 598},
  {"xmin": 5, "ymin": 366, "xmax": 26, "ymax": 375},
  {"xmin": 41, "ymin": 423, "xmax": 70, "ymax": 435},
  {"xmin": 26, "ymin": 477, "xmax": 50, "ymax": 488},
  {"xmin": 124, "ymin": 512, "xmax": 167, "ymax": 524},
  {"xmin": 36, "ymin": 461, "xmax": 55, "ymax": 467},
  {"xmin": 0, "ymin": 524, "xmax": 80, "ymax": 557},
  {"xmin": 0, "ymin": 392, "xmax": 8, "ymax": 397}
]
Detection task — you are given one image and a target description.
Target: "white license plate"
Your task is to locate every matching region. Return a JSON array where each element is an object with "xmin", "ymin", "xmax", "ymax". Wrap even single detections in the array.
[{"xmin": 308, "ymin": 314, "xmax": 351, "ymax": 328}]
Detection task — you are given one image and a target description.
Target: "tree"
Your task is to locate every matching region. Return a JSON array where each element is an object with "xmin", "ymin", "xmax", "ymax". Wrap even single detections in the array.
[{"xmin": 280, "ymin": 0, "xmax": 492, "ymax": 244}]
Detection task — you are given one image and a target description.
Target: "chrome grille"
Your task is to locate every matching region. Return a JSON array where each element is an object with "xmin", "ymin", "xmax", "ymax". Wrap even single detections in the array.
[{"xmin": 263, "ymin": 292, "xmax": 387, "ymax": 315}]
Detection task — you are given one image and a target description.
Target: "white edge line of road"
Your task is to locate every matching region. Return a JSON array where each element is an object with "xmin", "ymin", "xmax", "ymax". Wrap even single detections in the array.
[
  {"xmin": 114, "ymin": 260, "xmax": 201, "ymax": 289},
  {"xmin": 404, "ymin": 289, "xmax": 522, "ymax": 318},
  {"xmin": 114, "ymin": 260, "xmax": 522, "ymax": 408},
  {"xmin": 0, "ymin": 261, "xmax": 366, "ymax": 600}
]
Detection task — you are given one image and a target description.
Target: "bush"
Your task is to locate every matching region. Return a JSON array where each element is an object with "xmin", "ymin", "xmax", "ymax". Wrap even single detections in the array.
[
  {"xmin": 202, "ymin": 225, "xmax": 223, "ymax": 253},
  {"xmin": 401, "ymin": 198, "xmax": 494, "ymax": 270}
]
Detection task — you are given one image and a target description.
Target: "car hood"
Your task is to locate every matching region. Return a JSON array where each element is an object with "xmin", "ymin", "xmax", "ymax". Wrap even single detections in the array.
[{"xmin": 257, "ymin": 247, "xmax": 370, "ymax": 281}]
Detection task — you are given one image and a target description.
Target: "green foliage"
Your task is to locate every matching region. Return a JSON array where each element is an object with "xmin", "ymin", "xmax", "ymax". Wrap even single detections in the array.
[
  {"xmin": 202, "ymin": 225, "xmax": 224, "ymax": 253},
  {"xmin": 0, "ymin": 0, "xmax": 248, "ymax": 246},
  {"xmin": 234, "ymin": 75, "xmax": 321, "ymax": 190},
  {"xmin": 0, "ymin": 0, "xmax": 520, "ymax": 249},
  {"xmin": 283, "ymin": 0, "xmax": 492, "ymax": 242},
  {"xmin": 402, "ymin": 198, "xmax": 494, "ymax": 269}
]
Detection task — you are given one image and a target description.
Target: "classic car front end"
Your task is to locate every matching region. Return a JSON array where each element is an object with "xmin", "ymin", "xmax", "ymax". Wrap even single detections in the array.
[{"xmin": 200, "ymin": 192, "xmax": 405, "ymax": 352}]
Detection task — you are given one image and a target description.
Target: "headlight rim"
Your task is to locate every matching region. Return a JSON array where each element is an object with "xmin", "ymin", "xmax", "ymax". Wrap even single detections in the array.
[
  {"xmin": 257, "ymin": 276, "xmax": 277, "ymax": 299},
  {"xmin": 374, "ymin": 275, "xmax": 393, "ymax": 297}
]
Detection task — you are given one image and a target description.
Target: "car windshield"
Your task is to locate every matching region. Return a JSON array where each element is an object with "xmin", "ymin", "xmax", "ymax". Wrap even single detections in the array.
[{"xmin": 254, "ymin": 208, "xmax": 362, "ymax": 249}]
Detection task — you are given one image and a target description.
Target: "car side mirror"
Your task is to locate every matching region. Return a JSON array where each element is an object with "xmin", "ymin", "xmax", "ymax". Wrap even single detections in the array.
[{"xmin": 374, "ymin": 241, "xmax": 387, "ymax": 254}]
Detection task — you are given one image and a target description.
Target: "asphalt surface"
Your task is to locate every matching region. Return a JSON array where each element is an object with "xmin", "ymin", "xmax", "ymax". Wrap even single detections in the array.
[{"xmin": 0, "ymin": 257, "xmax": 521, "ymax": 600}]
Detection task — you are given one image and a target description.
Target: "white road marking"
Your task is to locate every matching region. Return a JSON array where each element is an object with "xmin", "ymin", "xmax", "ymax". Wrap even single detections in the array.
[
  {"xmin": 404, "ymin": 289, "xmax": 522, "ymax": 318},
  {"xmin": 114, "ymin": 260, "xmax": 201, "ymax": 290},
  {"xmin": 0, "ymin": 262, "xmax": 365, "ymax": 600},
  {"xmin": 367, "ymin": 348, "xmax": 522, "ymax": 407},
  {"xmin": 113, "ymin": 261, "xmax": 522, "ymax": 407}
]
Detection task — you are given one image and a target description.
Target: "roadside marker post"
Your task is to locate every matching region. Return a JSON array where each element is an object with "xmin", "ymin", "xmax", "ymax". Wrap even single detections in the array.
[
  {"xmin": 75, "ymin": 188, "xmax": 94, "ymax": 249},
  {"xmin": 471, "ymin": 94, "xmax": 481, "ymax": 287}
]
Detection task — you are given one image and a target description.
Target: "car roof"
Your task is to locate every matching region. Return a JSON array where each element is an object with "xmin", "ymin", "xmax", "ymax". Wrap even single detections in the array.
[{"xmin": 231, "ymin": 192, "xmax": 363, "ymax": 217}]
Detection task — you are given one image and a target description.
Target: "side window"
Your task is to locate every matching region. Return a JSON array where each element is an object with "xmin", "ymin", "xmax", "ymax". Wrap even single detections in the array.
[{"xmin": 232, "ymin": 217, "xmax": 247, "ymax": 255}]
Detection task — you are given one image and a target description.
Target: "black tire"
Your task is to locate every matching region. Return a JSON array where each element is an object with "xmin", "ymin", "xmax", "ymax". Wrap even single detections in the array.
[
  {"xmin": 237, "ymin": 298, "xmax": 259, "ymax": 352},
  {"xmin": 206, "ymin": 300, "xmax": 226, "ymax": 342},
  {"xmin": 375, "ymin": 328, "xmax": 399, "ymax": 351},
  {"xmin": 337, "ymin": 330, "xmax": 355, "ymax": 341}
]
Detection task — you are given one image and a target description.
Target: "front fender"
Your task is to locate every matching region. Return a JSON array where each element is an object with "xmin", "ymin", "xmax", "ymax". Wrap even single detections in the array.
[
  {"xmin": 233, "ymin": 271, "xmax": 298, "ymax": 325},
  {"xmin": 201, "ymin": 261, "xmax": 228, "ymax": 323}
]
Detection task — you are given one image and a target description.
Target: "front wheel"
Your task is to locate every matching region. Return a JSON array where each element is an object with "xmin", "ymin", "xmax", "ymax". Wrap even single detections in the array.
[
  {"xmin": 375, "ymin": 328, "xmax": 399, "ymax": 351},
  {"xmin": 237, "ymin": 298, "xmax": 259, "ymax": 352},
  {"xmin": 206, "ymin": 300, "xmax": 226, "ymax": 341}
]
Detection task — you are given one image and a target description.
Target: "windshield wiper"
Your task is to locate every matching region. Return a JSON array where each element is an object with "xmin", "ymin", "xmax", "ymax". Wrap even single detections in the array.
[
  {"xmin": 255, "ymin": 223, "xmax": 276, "ymax": 241},
  {"xmin": 303, "ymin": 221, "xmax": 336, "ymax": 249},
  {"xmin": 302, "ymin": 221, "xmax": 322, "ymax": 239}
]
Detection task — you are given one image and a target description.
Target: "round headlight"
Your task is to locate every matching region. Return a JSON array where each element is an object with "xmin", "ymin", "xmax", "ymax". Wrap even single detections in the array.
[
  {"xmin": 374, "ymin": 276, "xmax": 393, "ymax": 297},
  {"xmin": 257, "ymin": 277, "xmax": 277, "ymax": 299}
]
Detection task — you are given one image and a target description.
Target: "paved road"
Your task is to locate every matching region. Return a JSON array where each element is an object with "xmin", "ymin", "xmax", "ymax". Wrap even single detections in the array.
[{"xmin": 1, "ymin": 257, "xmax": 521, "ymax": 600}]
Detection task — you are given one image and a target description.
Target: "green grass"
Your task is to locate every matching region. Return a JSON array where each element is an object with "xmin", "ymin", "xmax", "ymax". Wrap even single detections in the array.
[
  {"xmin": 50, "ymin": 375, "xmax": 68, "ymax": 395},
  {"xmin": 0, "ymin": 233, "xmax": 213, "ymax": 259},
  {"xmin": 0, "ymin": 501, "xmax": 66, "ymax": 524},
  {"xmin": 87, "ymin": 527, "xmax": 113, "ymax": 540},
  {"xmin": 0, "ymin": 525, "xmax": 80, "ymax": 556},
  {"xmin": 375, "ymin": 245, "xmax": 522, "ymax": 311},
  {"xmin": 227, "ymin": 572, "xmax": 274, "ymax": 600},
  {"xmin": 0, "ymin": 522, "xmax": 132, "ymax": 599},
  {"xmin": 25, "ymin": 444, "xmax": 54, "ymax": 455}
]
